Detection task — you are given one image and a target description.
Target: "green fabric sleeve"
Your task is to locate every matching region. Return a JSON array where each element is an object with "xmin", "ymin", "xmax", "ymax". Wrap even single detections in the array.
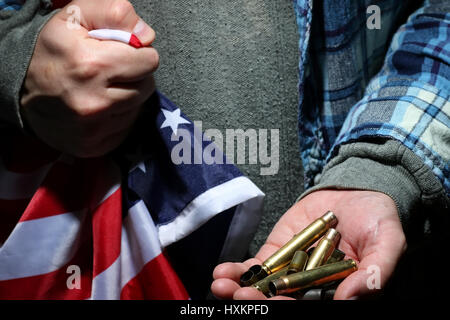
[
  {"xmin": 298, "ymin": 139, "xmax": 448, "ymax": 234},
  {"xmin": 0, "ymin": 0, "xmax": 57, "ymax": 128}
]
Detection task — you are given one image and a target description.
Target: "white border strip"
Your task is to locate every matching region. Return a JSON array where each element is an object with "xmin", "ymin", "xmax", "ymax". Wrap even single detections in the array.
[
  {"xmin": 218, "ymin": 191, "xmax": 264, "ymax": 262},
  {"xmin": 157, "ymin": 176, "xmax": 264, "ymax": 251}
]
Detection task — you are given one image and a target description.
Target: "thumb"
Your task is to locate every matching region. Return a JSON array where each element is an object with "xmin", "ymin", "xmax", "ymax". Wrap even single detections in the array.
[
  {"xmin": 334, "ymin": 233, "xmax": 406, "ymax": 299},
  {"xmin": 60, "ymin": 0, "xmax": 155, "ymax": 46}
]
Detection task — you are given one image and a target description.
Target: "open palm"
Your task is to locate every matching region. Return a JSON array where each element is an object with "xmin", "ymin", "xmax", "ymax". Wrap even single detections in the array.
[{"xmin": 211, "ymin": 189, "xmax": 407, "ymax": 300}]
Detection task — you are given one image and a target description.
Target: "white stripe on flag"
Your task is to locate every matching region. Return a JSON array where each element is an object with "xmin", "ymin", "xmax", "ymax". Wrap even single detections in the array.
[
  {"xmin": 90, "ymin": 257, "xmax": 121, "ymax": 300},
  {"xmin": 89, "ymin": 200, "xmax": 161, "ymax": 299},
  {"xmin": 157, "ymin": 176, "xmax": 264, "ymax": 249},
  {"xmin": 0, "ymin": 210, "xmax": 87, "ymax": 280},
  {"xmin": 120, "ymin": 200, "xmax": 162, "ymax": 287}
]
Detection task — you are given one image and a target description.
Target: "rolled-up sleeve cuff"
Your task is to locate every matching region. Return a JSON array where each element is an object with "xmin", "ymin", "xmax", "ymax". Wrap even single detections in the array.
[{"xmin": 297, "ymin": 139, "xmax": 446, "ymax": 232}]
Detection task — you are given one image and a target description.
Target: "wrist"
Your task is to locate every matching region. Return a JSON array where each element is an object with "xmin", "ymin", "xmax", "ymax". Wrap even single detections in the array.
[{"xmin": 297, "ymin": 140, "xmax": 443, "ymax": 238}]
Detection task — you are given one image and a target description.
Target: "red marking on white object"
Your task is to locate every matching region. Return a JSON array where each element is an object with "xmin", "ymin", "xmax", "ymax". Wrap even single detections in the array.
[{"xmin": 88, "ymin": 29, "xmax": 143, "ymax": 48}]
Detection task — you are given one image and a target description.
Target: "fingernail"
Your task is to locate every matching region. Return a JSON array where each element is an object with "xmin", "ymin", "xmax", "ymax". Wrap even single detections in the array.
[
  {"xmin": 133, "ymin": 19, "xmax": 155, "ymax": 45},
  {"xmin": 133, "ymin": 19, "xmax": 145, "ymax": 33}
]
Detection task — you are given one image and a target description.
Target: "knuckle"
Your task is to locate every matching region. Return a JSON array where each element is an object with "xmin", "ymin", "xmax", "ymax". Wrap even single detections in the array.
[
  {"xmin": 108, "ymin": 0, "xmax": 134, "ymax": 25},
  {"xmin": 72, "ymin": 53, "xmax": 102, "ymax": 80},
  {"xmin": 39, "ymin": 20, "xmax": 58, "ymax": 47},
  {"xmin": 68, "ymin": 94, "xmax": 109, "ymax": 118}
]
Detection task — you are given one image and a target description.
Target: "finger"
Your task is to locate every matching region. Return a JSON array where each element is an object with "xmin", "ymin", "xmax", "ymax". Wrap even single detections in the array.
[
  {"xmin": 213, "ymin": 258, "xmax": 262, "ymax": 282},
  {"xmin": 233, "ymin": 287, "xmax": 268, "ymax": 300},
  {"xmin": 334, "ymin": 254, "xmax": 393, "ymax": 300},
  {"xmin": 334, "ymin": 233, "xmax": 406, "ymax": 299},
  {"xmin": 268, "ymin": 296, "xmax": 296, "ymax": 300},
  {"xmin": 254, "ymin": 242, "xmax": 282, "ymax": 262},
  {"xmin": 333, "ymin": 270, "xmax": 368, "ymax": 300},
  {"xmin": 61, "ymin": 0, "xmax": 155, "ymax": 45},
  {"xmin": 89, "ymin": 39, "xmax": 159, "ymax": 84},
  {"xmin": 85, "ymin": 104, "xmax": 141, "ymax": 137},
  {"xmin": 89, "ymin": 40, "xmax": 159, "ymax": 82},
  {"xmin": 210, "ymin": 278, "xmax": 242, "ymax": 300},
  {"xmin": 106, "ymin": 77, "xmax": 156, "ymax": 105}
]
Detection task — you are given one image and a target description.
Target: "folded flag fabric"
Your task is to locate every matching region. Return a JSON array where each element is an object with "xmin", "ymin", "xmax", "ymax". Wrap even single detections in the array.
[{"xmin": 0, "ymin": 91, "xmax": 264, "ymax": 299}]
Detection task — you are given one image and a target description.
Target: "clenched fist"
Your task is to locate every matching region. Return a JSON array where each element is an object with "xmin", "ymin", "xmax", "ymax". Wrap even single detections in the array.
[{"xmin": 20, "ymin": 0, "xmax": 159, "ymax": 157}]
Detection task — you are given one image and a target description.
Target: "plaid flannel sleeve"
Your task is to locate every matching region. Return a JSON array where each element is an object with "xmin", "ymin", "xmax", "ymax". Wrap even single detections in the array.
[
  {"xmin": 0, "ymin": 0, "xmax": 24, "ymax": 11},
  {"xmin": 331, "ymin": 0, "xmax": 450, "ymax": 196}
]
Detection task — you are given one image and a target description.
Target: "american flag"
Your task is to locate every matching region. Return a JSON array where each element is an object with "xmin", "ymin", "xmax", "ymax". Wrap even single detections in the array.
[{"xmin": 0, "ymin": 92, "xmax": 264, "ymax": 299}]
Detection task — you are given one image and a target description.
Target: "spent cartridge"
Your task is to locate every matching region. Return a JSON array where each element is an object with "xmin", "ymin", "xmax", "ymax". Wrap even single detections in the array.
[
  {"xmin": 305, "ymin": 228, "xmax": 340, "ymax": 270},
  {"xmin": 269, "ymin": 259, "xmax": 357, "ymax": 296},
  {"xmin": 240, "ymin": 211, "xmax": 338, "ymax": 286},
  {"xmin": 251, "ymin": 266, "xmax": 288, "ymax": 297},
  {"xmin": 287, "ymin": 251, "xmax": 308, "ymax": 274},
  {"xmin": 325, "ymin": 248, "xmax": 346, "ymax": 265}
]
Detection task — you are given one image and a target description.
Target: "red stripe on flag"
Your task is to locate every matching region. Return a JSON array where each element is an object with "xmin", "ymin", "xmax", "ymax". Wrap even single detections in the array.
[
  {"xmin": 19, "ymin": 161, "xmax": 89, "ymax": 222},
  {"xmin": 92, "ymin": 187, "xmax": 122, "ymax": 277},
  {"xmin": 120, "ymin": 252, "xmax": 190, "ymax": 300}
]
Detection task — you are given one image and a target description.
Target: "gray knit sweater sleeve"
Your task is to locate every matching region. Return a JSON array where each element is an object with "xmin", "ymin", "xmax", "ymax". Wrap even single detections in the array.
[
  {"xmin": 0, "ymin": 0, "xmax": 57, "ymax": 128},
  {"xmin": 298, "ymin": 139, "xmax": 448, "ymax": 235}
]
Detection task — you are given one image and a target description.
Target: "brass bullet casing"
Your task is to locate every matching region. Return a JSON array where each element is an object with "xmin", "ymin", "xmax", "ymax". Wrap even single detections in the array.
[
  {"xmin": 239, "ymin": 211, "xmax": 337, "ymax": 287},
  {"xmin": 269, "ymin": 259, "xmax": 357, "ymax": 296},
  {"xmin": 240, "ymin": 270, "xmax": 256, "ymax": 287},
  {"xmin": 251, "ymin": 266, "xmax": 288, "ymax": 297},
  {"xmin": 306, "ymin": 246, "xmax": 316, "ymax": 257},
  {"xmin": 240, "ymin": 265, "xmax": 268, "ymax": 287},
  {"xmin": 325, "ymin": 248, "xmax": 346, "ymax": 265},
  {"xmin": 287, "ymin": 251, "xmax": 308, "ymax": 274},
  {"xmin": 261, "ymin": 211, "xmax": 338, "ymax": 275},
  {"xmin": 305, "ymin": 228, "xmax": 341, "ymax": 270}
]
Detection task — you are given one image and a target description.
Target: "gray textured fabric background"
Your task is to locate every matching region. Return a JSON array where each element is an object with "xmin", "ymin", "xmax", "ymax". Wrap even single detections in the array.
[{"xmin": 131, "ymin": 0, "xmax": 303, "ymax": 255}]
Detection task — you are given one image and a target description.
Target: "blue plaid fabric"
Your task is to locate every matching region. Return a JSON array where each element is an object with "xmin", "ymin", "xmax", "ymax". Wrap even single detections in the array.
[
  {"xmin": 294, "ymin": 0, "xmax": 450, "ymax": 195},
  {"xmin": 0, "ymin": 0, "xmax": 24, "ymax": 11}
]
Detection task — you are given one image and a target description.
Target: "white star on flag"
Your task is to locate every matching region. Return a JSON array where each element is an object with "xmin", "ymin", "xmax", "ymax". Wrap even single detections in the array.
[{"xmin": 160, "ymin": 108, "xmax": 190, "ymax": 135}]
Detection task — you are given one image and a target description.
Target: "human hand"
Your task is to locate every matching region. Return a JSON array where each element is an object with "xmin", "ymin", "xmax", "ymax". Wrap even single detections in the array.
[
  {"xmin": 211, "ymin": 189, "xmax": 407, "ymax": 300},
  {"xmin": 20, "ymin": 0, "xmax": 159, "ymax": 157}
]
